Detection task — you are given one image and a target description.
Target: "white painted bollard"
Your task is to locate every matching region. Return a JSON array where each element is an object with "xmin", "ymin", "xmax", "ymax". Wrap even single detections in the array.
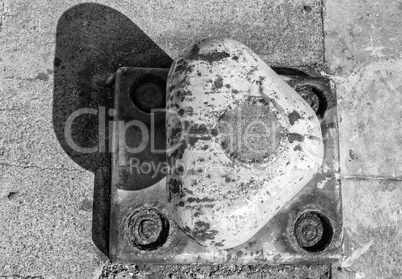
[{"xmin": 166, "ymin": 38, "xmax": 324, "ymax": 249}]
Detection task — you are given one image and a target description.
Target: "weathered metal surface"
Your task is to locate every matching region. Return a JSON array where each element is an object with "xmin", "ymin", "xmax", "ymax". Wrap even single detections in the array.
[
  {"xmin": 109, "ymin": 65, "xmax": 341, "ymax": 264},
  {"xmin": 123, "ymin": 207, "xmax": 170, "ymax": 250},
  {"xmin": 111, "ymin": 68, "xmax": 167, "ymax": 191},
  {"xmin": 165, "ymin": 38, "xmax": 324, "ymax": 249}
]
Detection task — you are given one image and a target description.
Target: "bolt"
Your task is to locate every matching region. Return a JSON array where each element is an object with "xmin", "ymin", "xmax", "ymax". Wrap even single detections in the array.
[
  {"xmin": 125, "ymin": 207, "xmax": 169, "ymax": 250},
  {"xmin": 296, "ymin": 85, "xmax": 320, "ymax": 114},
  {"xmin": 130, "ymin": 74, "xmax": 166, "ymax": 113},
  {"xmin": 294, "ymin": 211, "xmax": 333, "ymax": 252},
  {"xmin": 295, "ymin": 213, "xmax": 323, "ymax": 248}
]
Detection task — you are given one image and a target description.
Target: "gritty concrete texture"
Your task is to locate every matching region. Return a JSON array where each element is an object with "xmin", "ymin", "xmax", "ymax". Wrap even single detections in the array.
[
  {"xmin": 99, "ymin": 263, "xmax": 331, "ymax": 279},
  {"xmin": 0, "ymin": 165, "xmax": 104, "ymax": 278},
  {"xmin": 325, "ymin": 0, "xmax": 402, "ymax": 75},
  {"xmin": 127, "ymin": 0, "xmax": 325, "ymax": 68}
]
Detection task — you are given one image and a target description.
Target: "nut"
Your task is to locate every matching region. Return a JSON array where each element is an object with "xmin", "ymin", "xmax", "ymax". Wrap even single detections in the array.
[
  {"xmin": 125, "ymin": 207, "xmax": 169, "ymax": 250},
  {"xmin": 294, "ymin": 211, "xmax": 333, "ymax": 252}
]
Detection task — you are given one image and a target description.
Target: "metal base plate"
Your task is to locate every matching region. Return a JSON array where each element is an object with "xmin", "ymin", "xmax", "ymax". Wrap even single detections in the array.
[{"xmin": 109, "ymin": 67, "xmax": 342, "ymax": 264}]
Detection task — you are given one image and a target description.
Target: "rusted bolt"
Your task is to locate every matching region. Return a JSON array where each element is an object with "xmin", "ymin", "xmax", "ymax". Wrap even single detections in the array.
[
  {"xmin": 125, "ymin": 207, "xmax": 169, "ymax": 250},
  {"xmin": 294, "ymin": 211, "xmax": 333, "ymax": 252},
  {"xmin": 294, "ymin": 84, "xmax": 327, "ymax": 118},
  {"xmin": 130, "ymin": 73, "xmax": 166, "ymax": 113}
]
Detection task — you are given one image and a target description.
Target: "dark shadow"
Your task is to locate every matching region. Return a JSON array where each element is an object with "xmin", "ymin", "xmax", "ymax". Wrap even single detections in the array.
[{"xmin": 53, "ymin": 3, "xmax": 172, "ymax": 257}]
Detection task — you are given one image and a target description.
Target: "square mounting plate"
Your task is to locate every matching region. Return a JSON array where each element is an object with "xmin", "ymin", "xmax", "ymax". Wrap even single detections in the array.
[{"xmin": 109, "ymin": 67, "xmax": 342, "ymax": 264}]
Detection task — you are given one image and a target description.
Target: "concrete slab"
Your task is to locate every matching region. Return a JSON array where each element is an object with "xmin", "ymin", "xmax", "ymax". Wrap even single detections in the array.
[
  {"xmin": 325, "ymin": 1, "xmax": 402, "ymax": 278},
  {"xmin": 334, "ymin": 179, "xmax": 402, "ymax": 279},
  {"xmin": 0, "ymin": 165, "xmax": 103, "ymax": 279},
  {"xmin": 325, "ymin": 0, "xmax": 402, "ymax": 75},
  {"xmin": 337, "ymin": 59, "xmax": 402, "ymax": 179}
]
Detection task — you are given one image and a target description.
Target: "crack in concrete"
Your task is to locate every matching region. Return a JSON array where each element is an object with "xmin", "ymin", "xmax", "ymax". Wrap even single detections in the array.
[
  {"xmin": 0, "ymin": 0, "xmax": 4, "ymax": 33},
  {"xmin": 0, "ymin": 162, "xmax": 86, "ymax": 173},
  {"xmin": 0, "ymin": 108, "xmax": 21, "ymax": 112},
  {"xmin": 0, "ymin": 276, "xmax": 43, "ymax": 279},
  {"xmin": 342, "ymin": 175, "xmax": 402, "ymax": 182},
  {"xmin": 320, "ymin": 0, "xmax": 326, "ymax": 66}
]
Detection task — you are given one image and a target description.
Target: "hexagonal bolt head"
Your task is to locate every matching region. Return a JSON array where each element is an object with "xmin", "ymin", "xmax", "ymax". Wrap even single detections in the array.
[
  {"xmin": 125, "ymin": 207, "xmax": 169, "ymax": 250},
  {"xmin": 294, "ymin": 211, "xmax": 333, "ymax": 253}
]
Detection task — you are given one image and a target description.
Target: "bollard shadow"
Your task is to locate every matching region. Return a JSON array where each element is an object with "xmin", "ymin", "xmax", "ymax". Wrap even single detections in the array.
[{"xmin": 53, "ymin": 3, "xmax": 172, "ymax": 257}]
